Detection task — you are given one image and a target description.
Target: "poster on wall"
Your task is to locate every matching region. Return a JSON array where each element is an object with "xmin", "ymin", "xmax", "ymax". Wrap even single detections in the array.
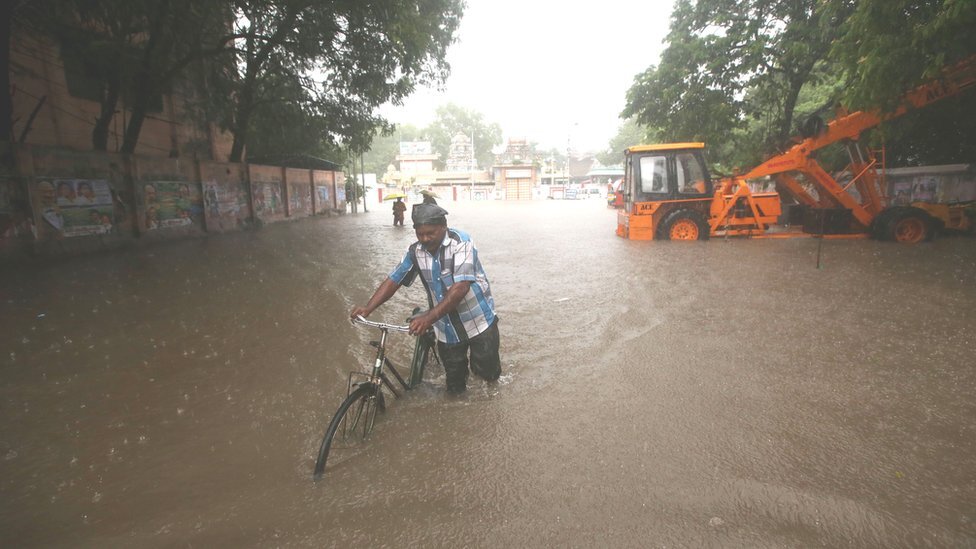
[
  {"xmin": 204, "ymin": 179, "xmax": 249, "ymax": 229},
  {"xmin": 336, "ymin": 184, "xmax": 346, "ymax": 203},
  {"xmin": 911, "ymin": 176, "xmax": 938, "ymax": 202},
  {"xmin": 891, "ymin": 180, "xmax": 912, "ymax": 205},
  {"xmin": 316, "ymin": 185, "xmax": 331, "ymax": 206},
  {"xmin": 253, "ymin": 182, "xmax": 283, "ymax": 216},
  {"xmin": 143, "ymin": 181, "xmax": 203, "ymax": 230},
  {"xmin": 289, "ymin": 183, "xmax": 310, "ymax": 214},
  {"xmin": 35, "ymin": 179, "xmax": 114, "ymax": 237}
]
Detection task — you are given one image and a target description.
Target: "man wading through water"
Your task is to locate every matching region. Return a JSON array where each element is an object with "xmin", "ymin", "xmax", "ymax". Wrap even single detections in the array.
[{"xmin": 350, "ymin": 204, "xmax": 501, "ymax": 394}]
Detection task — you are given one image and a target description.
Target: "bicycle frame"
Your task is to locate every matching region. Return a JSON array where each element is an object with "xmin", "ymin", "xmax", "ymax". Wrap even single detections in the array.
[{"xmin": 351, "ymin": 315, "xmax": 437, "ymax": 398}]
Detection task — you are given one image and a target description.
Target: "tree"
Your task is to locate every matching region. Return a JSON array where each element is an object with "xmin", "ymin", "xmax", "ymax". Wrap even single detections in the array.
[
  {"xmin": 831, "ymin": 0, "xmax": 976, "ymax": 110},
  {"xmin": 623, "ymin": 0, "xmax": 855, "ymax": 167},
  {"xmin": 225, "ymin": 0, "xmax": 463, "ymax": 163},
  {"xmin": 425, "ymin": 103, "xmax": 502, "ymax": 169},
  {"xmin": 829, "ymin": 0, "xmax": 976, "ymax": 166},
  {"xmin": 15, "ymin": 0, "xmax": 230, "ymax": 153},
  {"xmin": 596, "ymin": 118, "xmax": 653, "ymax": 167},
  {"xmin": 360, "ymin": 123, "xmax": 423, "ymax": 176}
]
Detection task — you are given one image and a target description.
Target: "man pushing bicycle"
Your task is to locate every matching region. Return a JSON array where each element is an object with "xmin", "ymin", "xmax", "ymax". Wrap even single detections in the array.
[{"xmin": 349, "ymin": 203, "xmax": 501, "ymax": 394}]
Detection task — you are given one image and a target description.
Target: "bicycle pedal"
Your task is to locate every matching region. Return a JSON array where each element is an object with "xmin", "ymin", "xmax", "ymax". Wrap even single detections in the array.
[{"xmin": 369, "ymin": 340, "xmax": 380, "ymax": 348}]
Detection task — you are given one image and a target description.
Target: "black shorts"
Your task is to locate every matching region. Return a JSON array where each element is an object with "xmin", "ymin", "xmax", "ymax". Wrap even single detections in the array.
[{"xmin": 437, "ymin": 318, "xmax": 501, "ymax": 392}]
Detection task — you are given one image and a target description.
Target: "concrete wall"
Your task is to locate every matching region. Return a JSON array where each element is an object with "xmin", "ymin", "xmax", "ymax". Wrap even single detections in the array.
[
  {"xmin": 1, "ymin": 145, "xmax": 344, "ymax": 260},
  {"xmin": 886, "ymin": 164, "xmax": 975, "ymax": 205}
]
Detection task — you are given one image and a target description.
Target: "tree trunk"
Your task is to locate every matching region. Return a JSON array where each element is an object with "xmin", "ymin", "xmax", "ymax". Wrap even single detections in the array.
[
  {"xmin": 92, "ymin": 77, "xmax": 121, "ymax": 151},
  {"xmin": 1, "ymin": 0, "xmax": 13, "ymax": 149},
  {"xmin": 228, "ymin": 110, "xmax": 249, "ymax": 162},
  {"xmin": 120, "ymin": 70, "xmax": 151, "ymax": 154},
  {"xmin": 228, "ymin": 78, "xmax": 255, "ymax": 163}
]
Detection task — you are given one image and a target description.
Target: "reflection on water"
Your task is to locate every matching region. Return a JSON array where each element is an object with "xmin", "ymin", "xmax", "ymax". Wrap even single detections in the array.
[{"xmin": 2, "ymin": 200, "xmax": 975, "ymax": 546}]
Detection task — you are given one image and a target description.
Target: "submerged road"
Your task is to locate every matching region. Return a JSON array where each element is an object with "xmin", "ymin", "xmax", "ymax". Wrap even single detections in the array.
[{"xmin": 2, "ymin": 199, "xmax": 975, "ymax": 546}]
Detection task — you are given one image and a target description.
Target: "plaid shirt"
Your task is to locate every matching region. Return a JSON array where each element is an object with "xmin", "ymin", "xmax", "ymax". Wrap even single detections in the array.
[{"xmin": 389, "ymin": 228, "xmax": 496, "ymax": 344}]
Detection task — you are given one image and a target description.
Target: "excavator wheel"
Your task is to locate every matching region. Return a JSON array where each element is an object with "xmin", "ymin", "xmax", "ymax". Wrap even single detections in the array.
[
  {"xmin": 657, "ymin": 209, "xmax": 710, "ymax": 241},
  {"xmin": 884, "ymin": 207, "xmax": 935, "ymax": 243},
  {"xmin": 871, "ymin": 207, "xmax": 904, "ymax": 240}
]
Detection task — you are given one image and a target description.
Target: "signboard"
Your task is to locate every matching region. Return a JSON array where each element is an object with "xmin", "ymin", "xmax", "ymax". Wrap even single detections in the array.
[
  {"xmin": 506, "ymin": 169, "xmax": 531, "ymax": 179},
  {"xmin": 399, "ymin": 141, "xmax": 432, "ymax": 155}
]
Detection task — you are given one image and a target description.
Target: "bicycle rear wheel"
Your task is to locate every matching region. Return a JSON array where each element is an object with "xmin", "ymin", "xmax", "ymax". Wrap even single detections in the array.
[{"xmin": 313, "ymin": 383, "xmax": 385, "ymax": 480}]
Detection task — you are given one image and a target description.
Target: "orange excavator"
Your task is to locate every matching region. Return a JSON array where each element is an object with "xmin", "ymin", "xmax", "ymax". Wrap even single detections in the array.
[{"xmin": 616, "ymin": 55, "xmax": 976, "ymax": 242}]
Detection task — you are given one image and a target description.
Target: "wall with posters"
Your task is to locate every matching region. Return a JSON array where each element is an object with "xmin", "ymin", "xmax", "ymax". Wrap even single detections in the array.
[
  {"xmin": 200, "ymin": 161, "xmax": 251, "ymax": 232},
  {"xmin": 886, "ymin": 164, "xmax": 975, "ymax": 205},
  {"xmin": 3, "ymin": 144, "xmax": 345, "ymax": 260},
  {"xmin": 248, "ymin": 164, "xmax": 287, "ymax": 224},
  {"xmin": 134, "ymin": 156, "xmax": 205, "ymax": 238},
  {"xmin": 19, "ymin": 146, "xmax": 131, "ymax": 254},
  {"xmin": 312, "ymin": 170, "xmax": 336, "ymax": 214},
  {"xmin": 285, "ymin": 168, "xmax": 312, "ymax": 218}
]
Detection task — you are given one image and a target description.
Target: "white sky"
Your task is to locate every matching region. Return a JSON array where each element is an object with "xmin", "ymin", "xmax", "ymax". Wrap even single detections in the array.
[{"xmin": 379, "ymin": 0, "xmax": 675, "ymax": 155}]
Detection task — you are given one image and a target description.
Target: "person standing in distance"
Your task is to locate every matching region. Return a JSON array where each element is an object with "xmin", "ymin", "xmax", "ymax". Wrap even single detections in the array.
[
  {"xmin": 350, "ymin": 203, "xmax": 501, "ymax": 394},
  {"xmin": 392, "ymin": 197, "xmax": 406, "ymax": 226}
]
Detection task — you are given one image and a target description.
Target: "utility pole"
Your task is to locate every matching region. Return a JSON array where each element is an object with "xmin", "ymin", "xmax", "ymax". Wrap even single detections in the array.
[
  {"xmin": 470, "ymin": 131, "xmax": 475, "ymax": 200},
  {"xmin": 360, "ymin": 150, "xmax": 367, "ymax": 213},
  {"xmin": 348, "ymin": 160, "xmax": 358, "ymax": 213}
]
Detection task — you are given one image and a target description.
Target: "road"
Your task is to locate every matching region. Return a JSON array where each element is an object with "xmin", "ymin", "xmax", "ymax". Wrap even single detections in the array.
[{"xmin": 2, "ymin": 199, "xmax": 975, "ymax": 546}]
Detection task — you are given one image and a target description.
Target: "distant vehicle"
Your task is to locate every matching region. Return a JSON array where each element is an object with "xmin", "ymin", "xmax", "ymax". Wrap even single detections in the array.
[{"xmin": 607, "ymin": 179, "xmax": 623, "ymax": 208}]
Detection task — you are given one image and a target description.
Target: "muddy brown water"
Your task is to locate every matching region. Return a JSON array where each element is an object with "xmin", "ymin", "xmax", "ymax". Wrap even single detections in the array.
[{"xmin": 1, "ymin": 199, "xmax": 975, "ymax": 547}]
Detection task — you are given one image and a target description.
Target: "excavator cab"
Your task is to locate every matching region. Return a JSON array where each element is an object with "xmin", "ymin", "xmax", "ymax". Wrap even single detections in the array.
[{"xmin": 616, "ymin": 143, "xmax": 715, "ymax": 240}]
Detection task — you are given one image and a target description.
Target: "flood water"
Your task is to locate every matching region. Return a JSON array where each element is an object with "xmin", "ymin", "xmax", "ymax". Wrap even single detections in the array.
[{"xmin": 2, "ymin": 199, "xmax": 975, "ymax": 547}]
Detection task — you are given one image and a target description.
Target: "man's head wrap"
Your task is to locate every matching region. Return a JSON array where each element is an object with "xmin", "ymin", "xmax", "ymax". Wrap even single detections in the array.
[{"xmin": 412, "ymin": 203, "xmax": 449, "ymax": 226}]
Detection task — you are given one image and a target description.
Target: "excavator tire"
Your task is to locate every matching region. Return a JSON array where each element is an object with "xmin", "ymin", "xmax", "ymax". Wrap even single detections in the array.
[
  {"xmin": 657, "ymin": 209, "xmax": 710, "ymax": 241},
  {"xmin": 884, "ymin": 207, "xmax": 936, "ymax": 243},
  {"xmin": 871, "ymin": 207, "xmax": 905, "ymax": 240}
]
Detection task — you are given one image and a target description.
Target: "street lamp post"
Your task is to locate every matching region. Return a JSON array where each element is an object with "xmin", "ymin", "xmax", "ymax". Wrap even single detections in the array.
[{"xmin": 470, "ymin": 131, "xmax": 475, "ymax": 200}]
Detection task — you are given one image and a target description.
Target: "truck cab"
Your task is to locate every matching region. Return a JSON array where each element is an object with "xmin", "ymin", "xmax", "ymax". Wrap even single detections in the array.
[{"xmin": 616, "ymin": 143, "xmax": 716, "ymax": 240}]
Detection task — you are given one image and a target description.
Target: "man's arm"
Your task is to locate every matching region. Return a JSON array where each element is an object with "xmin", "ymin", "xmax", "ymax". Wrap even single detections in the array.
[
  {"xmin": 408, "ymin": 280, "xmax": 472, "ymax": 335},
  {"xmin": 350, "ymin": 277, "xmax": 402, "ymax": 320}
]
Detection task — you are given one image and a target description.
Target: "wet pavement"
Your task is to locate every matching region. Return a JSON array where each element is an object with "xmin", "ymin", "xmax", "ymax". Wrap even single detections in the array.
[{"xmin": 2, "ymin": 199, "xmax": 975, "ymax": 547}]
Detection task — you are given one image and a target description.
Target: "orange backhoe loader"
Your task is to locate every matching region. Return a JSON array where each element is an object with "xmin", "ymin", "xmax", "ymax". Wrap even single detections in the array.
[{"xmin": 616, "ymin": 55, "xmax": 976, "ymax": 243}]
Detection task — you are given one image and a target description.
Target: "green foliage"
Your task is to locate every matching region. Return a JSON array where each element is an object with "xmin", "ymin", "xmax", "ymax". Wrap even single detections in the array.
[
  {"xmin": 425, "ymin": 104, "xmax": 502, "ymax": 169},
  {"xmin": 596, "ymin": 118, "xmax": 655, "ymax": 166},
  {"xmin": 360, "ymin": 124, "xmax": 423, "ymax": 176},
  {"xmin": 620, "ymin": 0, "xmax": 976, "ymax": 170},
  {"xmin": 623, "ymin": 0, "xmax": 853, "ymax": 168},
  {"xmin": 14, "ymin": 0, "xmax": 463, "ymax": 162},
  {"xmin": 831, "ymin": 0, "xmax": 976, "ymax": 110},
  {"xmin": 223, "ymin": 0, "xmax": 464, "ymax": 162}
]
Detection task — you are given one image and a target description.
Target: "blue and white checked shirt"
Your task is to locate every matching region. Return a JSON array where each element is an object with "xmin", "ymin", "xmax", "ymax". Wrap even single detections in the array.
[{"xmin": 389, "ymin": 228, "xmax": 496, "ymax": 344}]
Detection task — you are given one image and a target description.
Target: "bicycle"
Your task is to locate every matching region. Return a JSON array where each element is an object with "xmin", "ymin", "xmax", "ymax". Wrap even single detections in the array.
[{"xmin": 312, "ymin": 310, "xmax": 440, "ymax": 480}]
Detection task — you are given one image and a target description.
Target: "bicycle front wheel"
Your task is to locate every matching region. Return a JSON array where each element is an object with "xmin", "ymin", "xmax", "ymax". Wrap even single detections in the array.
[{"xmin": 313, "ymin": 383, "xmax": 385, "ymax": 480}]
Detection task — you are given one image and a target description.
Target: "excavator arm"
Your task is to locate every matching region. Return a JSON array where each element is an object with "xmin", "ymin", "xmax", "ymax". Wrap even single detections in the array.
[{"xmin": 739, "ymin": 55, "xmax": 976, "ymax": 228}]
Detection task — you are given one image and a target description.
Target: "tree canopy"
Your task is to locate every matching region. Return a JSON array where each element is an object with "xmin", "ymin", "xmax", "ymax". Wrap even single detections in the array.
[
  {"xmin": 425, "ymin": 103, "xmax": 503, "ymax": 170},
  {"xmin": 621, "ymin": 0, "xmax": 976, "ymax": 170},
  {"xmin": 595, "ymin": 118, "xmax": 653, "ymax": 167},
  {"xmin": 10, "ymin": 0, "xmax": 464, "ymax": 162}
]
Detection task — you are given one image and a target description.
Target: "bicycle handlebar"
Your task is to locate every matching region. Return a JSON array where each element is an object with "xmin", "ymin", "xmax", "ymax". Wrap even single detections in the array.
[{"xmin": 353, "ymin": 315, "xmax": 411, "ymax": 333}]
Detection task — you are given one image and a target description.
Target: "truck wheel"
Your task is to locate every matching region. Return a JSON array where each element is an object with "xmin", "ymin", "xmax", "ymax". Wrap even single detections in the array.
[
  {"xmin": 885, "ymin": 207, "xmax": 934, "ymax": 243},
  {"xmin": 871, "ymin": 207, "xmax": 905, "ymax": 240},
  {"xmin": 657, "ymin": 209, "xmax": 710, "ymax": 241}
]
